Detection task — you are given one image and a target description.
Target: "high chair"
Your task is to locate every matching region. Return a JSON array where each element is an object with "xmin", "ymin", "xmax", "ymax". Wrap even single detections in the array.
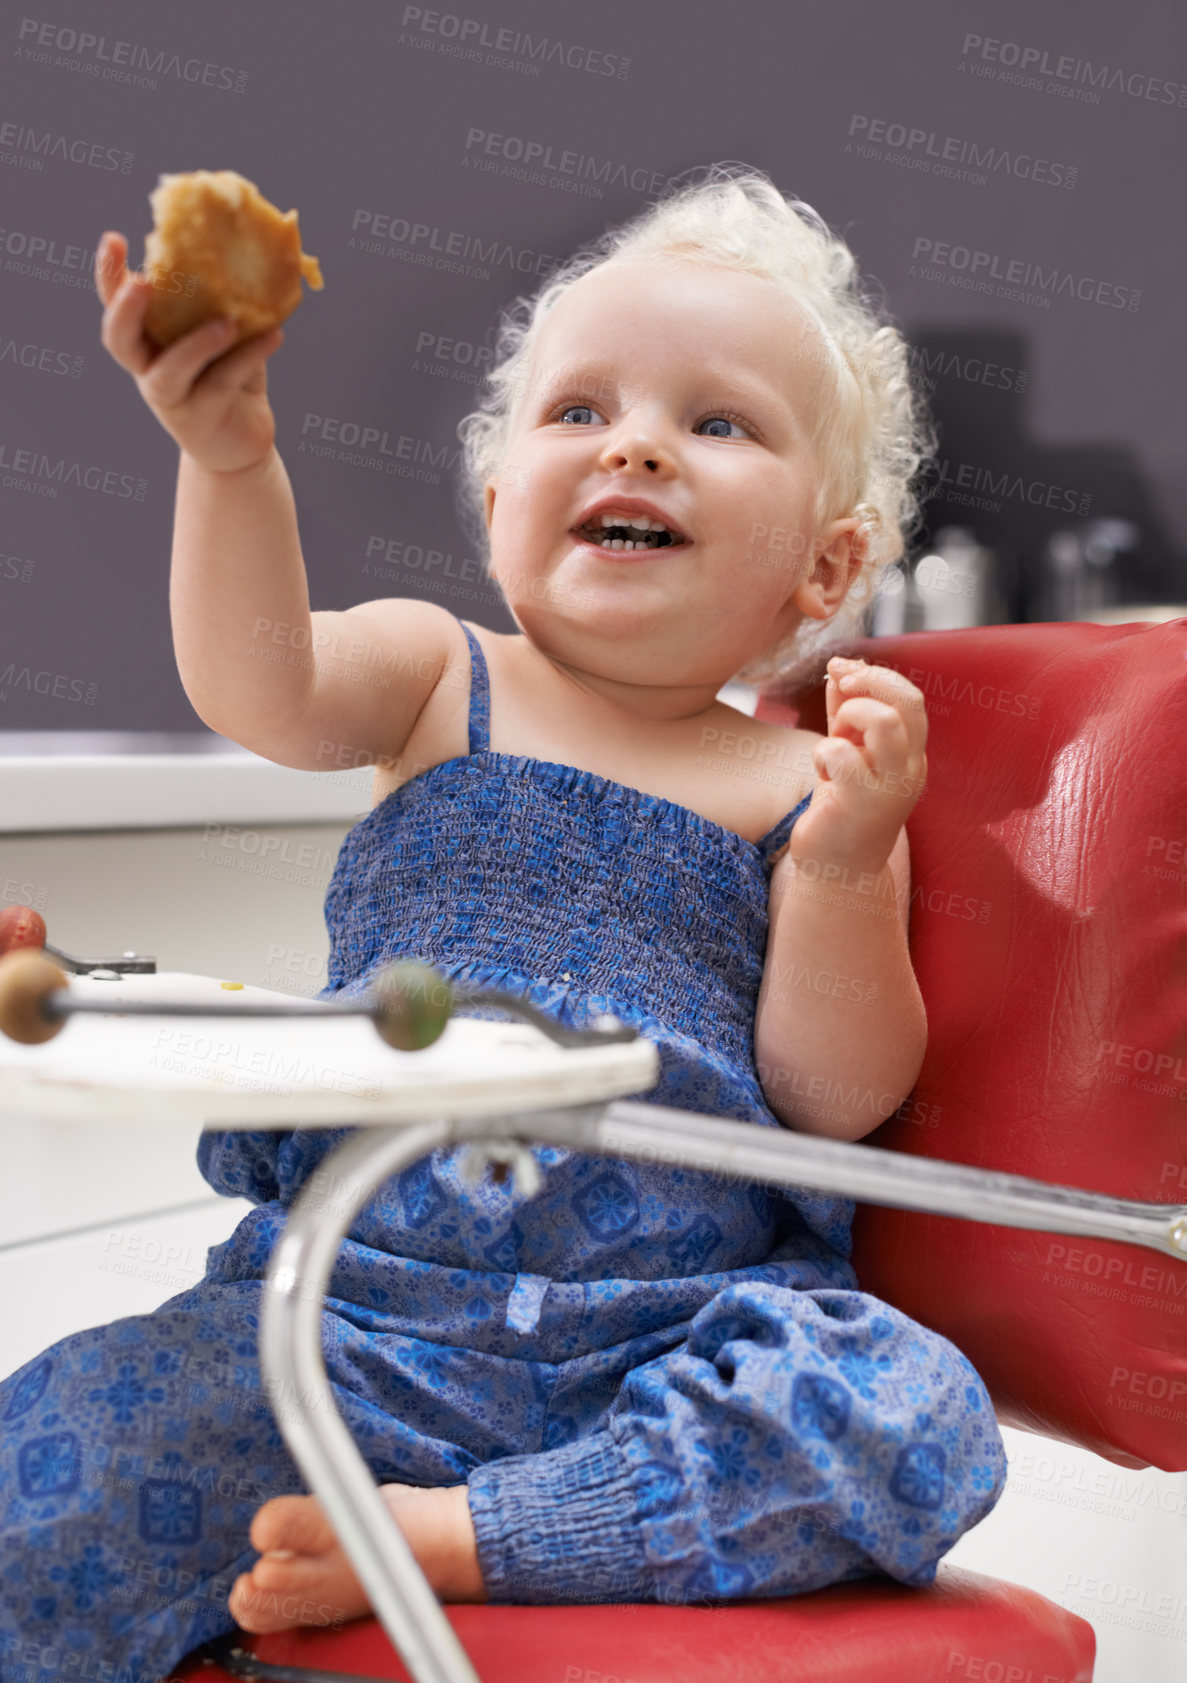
[{"xmin": 168, "ymin": 616, "xmax": 1185, "ymax": 1683}]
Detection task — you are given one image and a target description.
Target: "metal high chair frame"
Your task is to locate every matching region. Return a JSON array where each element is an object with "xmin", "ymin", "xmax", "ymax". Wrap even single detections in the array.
[{"xmin": 245, "ymin": 1025, "xmax": 1186, "ymax": 1683}]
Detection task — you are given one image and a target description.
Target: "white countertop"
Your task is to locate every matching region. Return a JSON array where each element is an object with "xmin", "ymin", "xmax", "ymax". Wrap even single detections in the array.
[
  {"xmin": 0, "ymin": 688, "xmax": 761, "ymax": 834},
  {"xmin": 0, "ymin": 732, "xmax": 374, "ymax": 833}
]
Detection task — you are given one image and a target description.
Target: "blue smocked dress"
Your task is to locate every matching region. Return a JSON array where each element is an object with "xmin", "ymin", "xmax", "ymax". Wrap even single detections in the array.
[{"xmin": 0, "ymin": 621, "xmax": 1007, "ymax": 1681}]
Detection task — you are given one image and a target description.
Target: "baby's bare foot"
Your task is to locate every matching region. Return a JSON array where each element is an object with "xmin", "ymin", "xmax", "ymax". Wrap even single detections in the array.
[
  {"xmin": 229, "ymin": 1481, "xmax": 482, "ymax": 1633},
  {"xmin": 229, "ymin": 1490, "xmax": 368, "ymax": 1632}
]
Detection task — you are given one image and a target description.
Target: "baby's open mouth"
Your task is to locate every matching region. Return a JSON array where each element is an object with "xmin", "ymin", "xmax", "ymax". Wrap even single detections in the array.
[{"xmin": 573, "ymin": 513, "xmax": 688, "ymax": 553}]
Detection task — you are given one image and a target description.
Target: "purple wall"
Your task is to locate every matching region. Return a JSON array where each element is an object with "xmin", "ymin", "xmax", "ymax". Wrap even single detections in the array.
[{"xmin": 2, "ymin": 0, "xmax": 1183, "ymax": 730}]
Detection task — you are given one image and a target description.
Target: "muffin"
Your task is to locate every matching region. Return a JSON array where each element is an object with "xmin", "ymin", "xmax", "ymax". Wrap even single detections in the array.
[{"xmin": 141, "ymin": 169, "xmax": 323, "ymax": 349}]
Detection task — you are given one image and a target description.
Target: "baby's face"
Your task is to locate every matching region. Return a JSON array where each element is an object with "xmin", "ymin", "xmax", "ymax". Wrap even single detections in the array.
[{"xmin": 483, "ymin": 259, "xmax": 853, "ymax": 682}]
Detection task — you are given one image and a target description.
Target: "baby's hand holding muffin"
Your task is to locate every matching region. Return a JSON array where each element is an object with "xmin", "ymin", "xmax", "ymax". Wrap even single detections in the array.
[
  {"xmin": 96, "ymin": 230, "xmax": 284, "ymax": 475},
  {"xmin": 95, "ymin": 170, "xmax": 322, "ymax": 476}
]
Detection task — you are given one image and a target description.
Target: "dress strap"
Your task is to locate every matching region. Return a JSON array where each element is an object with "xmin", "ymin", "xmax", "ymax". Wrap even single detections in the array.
[
  {"xmin": 756, "ymin": 787, "xmax": 814, "ymax": 859},
  {"xmin": 459, "ymin": 621, "xmax": 491, "ymax": 754}
]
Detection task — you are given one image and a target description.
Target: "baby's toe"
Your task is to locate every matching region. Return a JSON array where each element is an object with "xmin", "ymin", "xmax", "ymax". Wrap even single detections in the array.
[
  {"xmin": 250, "ymin": 1492, "xmax": 338, "ymax": 1557},
  {"xmin": 250, "ymin": 1551, "xmax": 318, "ymax": 1592},
  {"xmin": 229, "ymin": 1571, "xmax": 293, "ymax": 1634}
]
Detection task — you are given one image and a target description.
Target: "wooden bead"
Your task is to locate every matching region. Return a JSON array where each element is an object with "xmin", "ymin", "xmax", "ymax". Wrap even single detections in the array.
[
  {"xmin": 369, "ymin": 960, "xmax": 452, "ymax": 1051},
  {"xmin": 0, "ymin": 903, "xmax": 46, "ymax": 957},
  {"xmin": 0, "ymin": 950, "xmax": 70, "ymax": 1044}
]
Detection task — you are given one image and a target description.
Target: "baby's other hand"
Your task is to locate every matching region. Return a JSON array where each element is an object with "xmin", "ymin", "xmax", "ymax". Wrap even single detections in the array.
[{"xmin": 787, "ymin": 657, "xmax": 928, "ymax": 877}]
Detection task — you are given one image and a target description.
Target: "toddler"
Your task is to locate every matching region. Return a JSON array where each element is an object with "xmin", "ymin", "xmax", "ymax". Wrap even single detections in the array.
[{"xmin": 0, "ymin": 165, "xmax": 1007, "ymax": 1678}]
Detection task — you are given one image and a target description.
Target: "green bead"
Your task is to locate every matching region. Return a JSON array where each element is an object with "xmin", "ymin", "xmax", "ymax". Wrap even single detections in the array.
[{"xmin": 370, "ymin": 960, "xmax": 453, "ymax": 1050}]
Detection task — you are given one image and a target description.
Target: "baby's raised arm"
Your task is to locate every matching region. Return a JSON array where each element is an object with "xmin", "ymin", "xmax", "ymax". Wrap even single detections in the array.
[
  {"xmin": 96, "ymin": 231, "xmax": 455, "ymax": 774},
  {"xmin": 168, "ymin": 448, "xmax": 456, "ymax": 772}
]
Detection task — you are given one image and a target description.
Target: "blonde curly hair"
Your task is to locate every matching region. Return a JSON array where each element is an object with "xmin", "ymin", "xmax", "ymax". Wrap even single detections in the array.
[{"xmin": 454, "ymin": 161, "xmax": 937, "ymax": 690}]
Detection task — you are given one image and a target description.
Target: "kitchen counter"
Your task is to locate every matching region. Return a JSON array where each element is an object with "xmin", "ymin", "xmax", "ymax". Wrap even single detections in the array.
[
  {"xmin": 0, "ymin": 686, "xmax": 761, "ymax": 834},
  {"xmin": 0, "ymin": 732, "xmax": 374, "ymax": 833}
]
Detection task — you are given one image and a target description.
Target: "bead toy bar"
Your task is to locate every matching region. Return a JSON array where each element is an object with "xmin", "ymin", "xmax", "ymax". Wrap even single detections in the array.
[
  {"xmin": 0, "ymin": 943, "xmax": 634, "ymax": 1054},
  {"xmin": 0, "ymin": 902, "xmax": 155, "ymax": 975}
]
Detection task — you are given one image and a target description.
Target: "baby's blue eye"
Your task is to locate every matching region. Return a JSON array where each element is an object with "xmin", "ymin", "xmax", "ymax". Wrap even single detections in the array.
[
  {"xmin": 555, "ymin": 405, "xmax": 750, "ymax": 438},
  {"xmin": 696, "ymin": 415, "xmax": 745, "ymax": 439}
]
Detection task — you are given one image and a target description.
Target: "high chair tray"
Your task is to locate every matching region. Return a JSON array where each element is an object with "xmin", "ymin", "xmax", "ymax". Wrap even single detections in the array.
[{"xmin": 0, "ymin": 969, "xmax": 659, "ymax": 1127}]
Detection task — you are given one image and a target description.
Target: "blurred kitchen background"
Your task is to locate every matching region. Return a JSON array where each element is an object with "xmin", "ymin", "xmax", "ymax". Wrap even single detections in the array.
[{"xmin": 1, "ymin": 3, "xmax": 1185, "ymax": 1679}]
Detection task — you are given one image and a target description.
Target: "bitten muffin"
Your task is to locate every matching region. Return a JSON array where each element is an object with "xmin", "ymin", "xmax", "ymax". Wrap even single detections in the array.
[{"xmin": 141, "ymin": 169, "xmax": 323, "ymax": 349}]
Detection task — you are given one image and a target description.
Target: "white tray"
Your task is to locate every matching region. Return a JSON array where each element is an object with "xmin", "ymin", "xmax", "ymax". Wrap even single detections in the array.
[{"xmin": 0, "ymin": 970, "xmax": 658, "ymax": 1128}]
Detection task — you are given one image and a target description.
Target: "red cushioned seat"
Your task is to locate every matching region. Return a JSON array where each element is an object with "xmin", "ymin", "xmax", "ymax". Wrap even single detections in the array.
[
  {"xmin": 174, "ymin": 618, "xmax": 1187, "ymax": 1682},
  {"xmin": 768, "ymin": 619, "xmax": 1187, "ymax": 1473},
  {"xmin": 189, "ymin": 1562, "xmax": 1094, "ymax": 1682}
]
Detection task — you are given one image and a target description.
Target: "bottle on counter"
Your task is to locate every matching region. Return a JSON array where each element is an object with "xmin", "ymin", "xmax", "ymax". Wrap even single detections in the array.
[
  {"xmin": 1035, "ymin": 518, "xmax": 1139, "ymax": 622},
  {"xmin": 912, "ymin": 527, "xmax": 1004, "ymax": 630},
  {"xmin": 870, "ymin": 526, "xmax": 1003, "ymax": 635}
]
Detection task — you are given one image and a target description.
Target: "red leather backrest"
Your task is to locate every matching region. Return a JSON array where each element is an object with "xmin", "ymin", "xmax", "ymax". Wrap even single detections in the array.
[{"xmin": 757, "ymin": 619, "xmax": 1187, "ymax": 1472}]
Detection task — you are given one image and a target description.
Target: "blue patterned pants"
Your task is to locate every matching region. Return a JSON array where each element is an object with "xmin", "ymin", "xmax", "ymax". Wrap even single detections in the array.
[{"xmin": 0, "ymin": 1249, "xmax": 1007, "ymax": 1683}]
